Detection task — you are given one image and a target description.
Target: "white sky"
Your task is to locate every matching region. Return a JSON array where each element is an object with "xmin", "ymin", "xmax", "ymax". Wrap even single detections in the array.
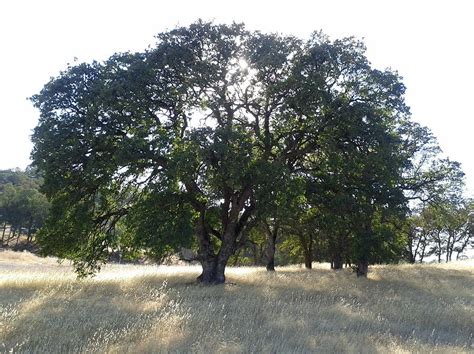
[{"xmin": 0, "ymin": 0, "xmax": 473, "ymax": 195}]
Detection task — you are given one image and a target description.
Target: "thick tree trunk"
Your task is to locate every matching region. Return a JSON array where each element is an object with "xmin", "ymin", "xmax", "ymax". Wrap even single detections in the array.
[
  {"xmin": 213, "ymin": 229, "xmax": 237, "ymax": 284},
  {"xmin": 198, "ymin": 253, "xmax": 229, "ymax": 284},
  {"xmin": 355, "ymin": 260, "xmax": 369, "ymax": 277},
  {"xmin": 189, "ymin": 184, "xmax": 253, "ymax": 285},
  {"xmin": 198, "ymin": 257, "xmax": 217, "ymax": 283},
  {"xmin": 196, "ymin": 220, "xmax": 235, "ymax": 284},
  {"xmin": 195, "ymin": 211, "xmax": 221, "ymax": 284}
]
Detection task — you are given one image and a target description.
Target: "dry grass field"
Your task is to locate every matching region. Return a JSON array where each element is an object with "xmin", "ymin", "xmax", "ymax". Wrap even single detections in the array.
[{"xmin": 1, "ymin": 250, "xmax": 473, "ymax": 353}]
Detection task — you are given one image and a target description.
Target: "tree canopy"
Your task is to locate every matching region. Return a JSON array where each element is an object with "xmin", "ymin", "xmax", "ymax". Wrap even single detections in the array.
[{"xmin": 31, "ymin": 21, "xmax": 466, "ymax": 283}]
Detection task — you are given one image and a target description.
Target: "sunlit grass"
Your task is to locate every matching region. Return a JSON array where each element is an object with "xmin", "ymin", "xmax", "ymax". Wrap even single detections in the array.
[{"xmin": 1, "ymin": 250, "xmax": 473, "ymax": 353}]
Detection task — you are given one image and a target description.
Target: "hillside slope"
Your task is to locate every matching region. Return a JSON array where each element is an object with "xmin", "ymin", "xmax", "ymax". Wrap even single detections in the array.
[{"xmin": 1, "ymin": 251, "xmax": 473, "ymax": 353}]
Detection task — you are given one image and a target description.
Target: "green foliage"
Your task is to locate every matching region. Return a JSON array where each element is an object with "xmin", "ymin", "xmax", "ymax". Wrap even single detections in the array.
[{"xmin": 125, "ymin": 189, "xmax": 195, "ymax": 261}]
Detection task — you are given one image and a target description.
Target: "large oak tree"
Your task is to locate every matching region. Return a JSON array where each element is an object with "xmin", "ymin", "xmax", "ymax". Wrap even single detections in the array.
[{"xmin": 32, "ymin": 21, "xmax": 410, "ymax": 283}]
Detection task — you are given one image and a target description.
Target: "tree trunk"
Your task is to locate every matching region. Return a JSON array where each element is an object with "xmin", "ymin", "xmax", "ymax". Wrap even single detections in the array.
[
  {"xmin": 15, "ymin": 230, "xmax": 21, "ymax": 246},
  {"xmin": 214, "ymin": 229, "xmax": 237, "ymax": 284},
  {"xmin": 356, "ymin": 260, "xmax": 369, "ymax": 277},
  {"xmin": 332, "ymin": 233, "xmax": 347, "ymax": 269},
  {"xmin": 27, "ymin": 223, "xmax": 34, "ymax": 245},
  {"xmin": 7, "ymin": 227, "xmax": 16, "ymax": 246},
  {"xmin": 232, "ymin": 248, "xmax": 242, "ymax": 266},
  {"xmin": 197, "ymin": 256, "xmax": 219, "ymax": 284},
  {"xmin": 190, "ymin": 185, "xmax": 252, "ymax": 285},
  {"xmin": 1, "ymin": 223, "xmax": 7, "ymax": 246},
  {"xmin": 307, "ymin": 233, "xmax": 313, "ymax": 269},
  {"xmin": 196, "ymin": 221, "xmax": 235, "ymax": 284},
  {"xmin": 266, "ymin": 254, "xmax": 275, "ymax": 271},
  {"xmin": 408, "ymin": 246, "xmax": 416, "ymax": 264},
  {"xmin": 195, "ymin": 211, "xmax": 222, "ymax": 284},
  {"xmin": 332, "ymin": 253, "xmax": 343, "ymax": 269},
  {"xmin": 197, "ymin": 252, "xmax": 229, "ymax": 285},
  {"xmin": 304, "ymin": 253, "xmax": 312, "ymax": 269},
  {"xmin": 251, "ymin": 243, "xmax": 259, "ymax": 265},
  {"xmin": 298, "ymin": 232, "xmax": 313, "ymax": 269},
  {"xmin": 265, "ymin": 222, "xmax": 278, "ymax": 271}
]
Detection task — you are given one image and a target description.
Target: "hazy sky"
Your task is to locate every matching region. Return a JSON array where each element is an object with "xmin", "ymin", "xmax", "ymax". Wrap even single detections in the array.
[{"xmin": 0, "ymin": 0, "xmax": 473, "ymax": 195}]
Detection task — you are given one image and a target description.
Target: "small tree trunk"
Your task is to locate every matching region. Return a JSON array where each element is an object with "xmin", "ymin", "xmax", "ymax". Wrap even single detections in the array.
[
  {"xmin": 15, "ymin": 230, "xmax": 21, "ymax": 246},
  {"xmin": 332, "ymin": 234, "xmax": 346, "ymax": 269},
  {"xmin": 251, "ymin": 243, "xmax": 259, "ymax": 265},
  {"xmin": 232, "ymin": 248, "xmax": 242, "ymax": 266},
  {"xmin": 7, "ymin": 227, "xmax": 16, "ymax": 246},
  {"xmin": 1, "ymin": 223, "xmax": 7, "ymax": 246},
  {"xmin": 265, "ymin": 223, "xmax": 278, "ymax": 271},
  {"xmin": 332, "ymin": 253, "xmax": 343, "ymax": 270},
  {"xmin": 304, "ymin": 253, "xmax": 312, "ymax": 269},
  {"xmin": 308, "ymin": 233, "xmax": 313, "ymax": 269},
  {"xmin": 298, "ymin": 232, "xmax": 313, "ymax": 269},
  {"xmin": 27, "ymin": 228, "xmax": 33, "ymax": 245}
]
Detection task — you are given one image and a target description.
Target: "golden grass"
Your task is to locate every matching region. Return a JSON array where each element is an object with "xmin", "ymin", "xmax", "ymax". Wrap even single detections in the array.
[{"xmin": 1, "ymin": 250, "xmax": 473, "ymax": 353}]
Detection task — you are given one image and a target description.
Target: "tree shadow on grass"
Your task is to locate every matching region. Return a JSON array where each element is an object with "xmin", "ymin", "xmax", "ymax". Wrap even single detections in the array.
[{"xmin": 2, "ymin": 265, "xmax": 473, "ymax": 353}]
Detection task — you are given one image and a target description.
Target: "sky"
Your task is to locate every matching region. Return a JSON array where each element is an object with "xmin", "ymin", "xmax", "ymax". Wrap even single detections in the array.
[{"xmin": 0, "ymin": 0, "xmax": 473, "ymax": 195}]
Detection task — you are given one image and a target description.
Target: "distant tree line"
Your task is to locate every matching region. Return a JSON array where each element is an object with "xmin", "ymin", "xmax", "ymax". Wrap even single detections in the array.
[
  {"xmin": 406, "ymin": 198, "xmax": 473, "ymax": 263},
  {"xmin": 0, "ymin": 168, "xmax": 49, "ymax": 248},
  {"xmin": 29, "ymin": 21, "xmax": 473, "ymax": 283}
]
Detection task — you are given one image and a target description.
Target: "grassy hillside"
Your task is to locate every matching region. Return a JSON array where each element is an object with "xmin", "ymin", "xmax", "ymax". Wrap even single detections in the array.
[{"xmin": 1, "ymin": 251, "xmax": 473, "ymax": 353}]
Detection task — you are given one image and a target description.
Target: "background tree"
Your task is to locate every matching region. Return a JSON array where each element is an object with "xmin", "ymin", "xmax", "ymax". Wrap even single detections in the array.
[
  {"xmin": 409, "ymin": 197, "xmax": 473, "ymax": 263},
  {"xmin": 0, "ymin": 169, "xmax": 49, "ymax": 248}
]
